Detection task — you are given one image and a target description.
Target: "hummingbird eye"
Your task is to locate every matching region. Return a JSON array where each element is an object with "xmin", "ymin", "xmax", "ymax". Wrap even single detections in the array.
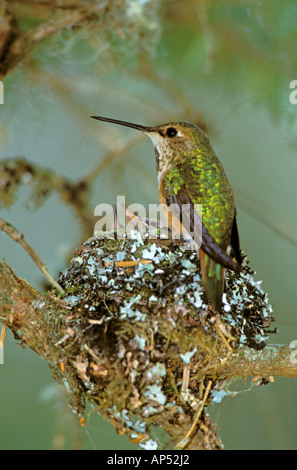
[{"xmin": 166, "ymin": 127, "xmax": 177, "ymax": 138}]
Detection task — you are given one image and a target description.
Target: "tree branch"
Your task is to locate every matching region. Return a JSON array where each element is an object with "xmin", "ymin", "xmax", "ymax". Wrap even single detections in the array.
[{"xmin": 0, "ymin": 218, "xmax": 64, "ymax": 294}]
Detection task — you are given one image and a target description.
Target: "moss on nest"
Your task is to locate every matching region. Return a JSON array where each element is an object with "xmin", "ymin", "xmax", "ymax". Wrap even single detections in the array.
[{"xmin": 50, "ymin": 230, "xmax": 274, "ymax": 449}]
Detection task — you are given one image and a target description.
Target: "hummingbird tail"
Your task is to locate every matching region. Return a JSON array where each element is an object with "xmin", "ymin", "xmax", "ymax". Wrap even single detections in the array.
[{"xmin": 199, "ymin": 250, "xmax": 224, "ymax": 311}]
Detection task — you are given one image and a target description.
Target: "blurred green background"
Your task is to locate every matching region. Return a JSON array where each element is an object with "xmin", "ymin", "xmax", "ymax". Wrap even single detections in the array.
[{"xmin": 0, "ymin": 0, "xmax": 296, "ymax": 449}]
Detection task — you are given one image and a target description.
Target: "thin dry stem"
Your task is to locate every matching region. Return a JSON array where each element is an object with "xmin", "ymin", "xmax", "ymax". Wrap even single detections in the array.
[{"xmin": 0, "ymin": 218, "xmax": 64, "ymax": 294}]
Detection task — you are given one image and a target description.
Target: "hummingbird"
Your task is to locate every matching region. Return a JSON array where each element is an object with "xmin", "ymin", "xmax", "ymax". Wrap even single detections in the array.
[{"xmin": 91, "ymin": 116, "xmax": 242, "ymax": 311}]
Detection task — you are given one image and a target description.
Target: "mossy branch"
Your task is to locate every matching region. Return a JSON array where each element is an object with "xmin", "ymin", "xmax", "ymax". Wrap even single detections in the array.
[
  {"xmin": 0, "ymin": 259, "xmax": 294, "ymax": 379},
  {"xmin": 0, "ymin": 1, "xmax": 110, "ymax": 79},
  {"xmin": 0, "ymin": 233, "xmax": 294, "ymax": 450}
]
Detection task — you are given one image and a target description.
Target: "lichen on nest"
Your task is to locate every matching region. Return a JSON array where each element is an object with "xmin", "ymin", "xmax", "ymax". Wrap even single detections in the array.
[{"xmin": 53, "ymin": 230, "xmax": 275, "ymax": 448}]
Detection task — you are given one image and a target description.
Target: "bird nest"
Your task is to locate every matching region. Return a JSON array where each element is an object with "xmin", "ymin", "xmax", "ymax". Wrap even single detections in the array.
[{"xmin": 49, "ymin": 230, "xmax": 275, "ymax": 449}]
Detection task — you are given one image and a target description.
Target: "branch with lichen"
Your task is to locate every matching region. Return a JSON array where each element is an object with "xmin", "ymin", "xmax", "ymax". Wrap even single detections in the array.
[
  {"xmin": 0, "ymin": 230, "xmax": 294, "ymax": 450},
  {"xmin": 0, "ymin": 158, "xmax": 94, "ymax": 240},
  {"xmin": 0, "ymin": 0, "xmax": 160, "ymax": 80},
  {"xmin": 0, "ymin": 1, "xmax": 109, "ymax": 79}
]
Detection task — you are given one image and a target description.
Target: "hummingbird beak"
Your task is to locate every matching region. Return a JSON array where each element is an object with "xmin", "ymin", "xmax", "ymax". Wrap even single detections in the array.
[{"xmin": 91, "ymin": 116, "xmax": 153, "ymax": 133}]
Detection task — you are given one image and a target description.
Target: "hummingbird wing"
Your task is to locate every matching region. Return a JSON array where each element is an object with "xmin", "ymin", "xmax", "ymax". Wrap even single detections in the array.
[{"xmin": 167, "ymin": 188, "xmax": 241, "ymax": 273}]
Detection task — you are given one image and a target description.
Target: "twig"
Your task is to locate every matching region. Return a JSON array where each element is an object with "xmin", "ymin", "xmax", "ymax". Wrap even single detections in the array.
[
  {"xmin": 175, "ymin": 379, "xmax": 213, "ymax": 450},
  {"xmin": 0, "ymin": 218, "xmax": 64, "ymax": 295},
  {"xmin": 81, "ymin": 135, "xmax": 143, "ymax": 187},
  {"xmin": 0, "ymin": 3, "xmax": 102, "ymax": 79},
  {"xmin": 0, "ymin": 323, "xmax": 6, "ymax": 350},
  {"xmin": 103, "ymin": 260, "xmax": 152, "ymax": 268},
  {"xmin": 0, "ymin": 157, "xmax": 94, "ymax": 238}
]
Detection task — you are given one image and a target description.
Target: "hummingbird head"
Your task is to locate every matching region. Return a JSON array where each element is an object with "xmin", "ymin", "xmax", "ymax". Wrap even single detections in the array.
[{"xmin": 91, "ymin": 116, "xmax": 208, "ymax": 173}]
